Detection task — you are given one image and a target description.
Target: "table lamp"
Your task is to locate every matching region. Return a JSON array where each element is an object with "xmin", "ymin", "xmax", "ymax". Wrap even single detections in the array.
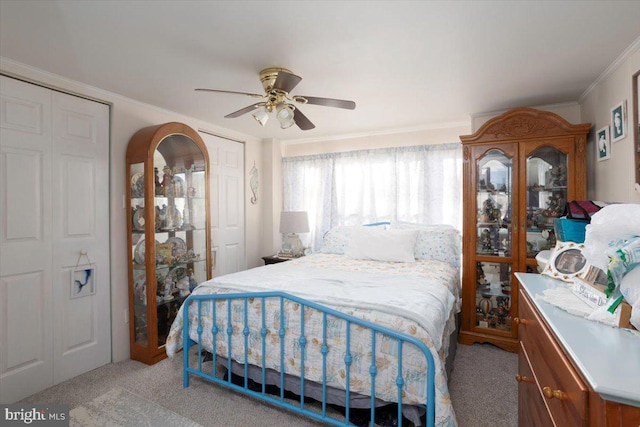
[{"xmin": 279, "ymin": 211, "xmax": 309, "ymax": 257}]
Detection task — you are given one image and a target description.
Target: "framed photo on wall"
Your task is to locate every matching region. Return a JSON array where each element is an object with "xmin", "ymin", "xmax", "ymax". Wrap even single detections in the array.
[
  {"xmin": 633, "ymin": 70, "xmax": 639, "ymax": 187},
  {"xmin": 71, "ymin": 266, "xmax": 96, "ymax": 299},
  {"xmin": 611, "ymin": 100, "xmax": 627, "ymax": 143},
  {"xmin": 596, "ymin": 126, "xmax": 611, "ymax": 161}
]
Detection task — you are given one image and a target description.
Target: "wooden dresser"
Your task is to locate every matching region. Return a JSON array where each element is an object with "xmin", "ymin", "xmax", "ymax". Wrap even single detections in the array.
[{"xmin": 515, "ymin": 273, "xmax": 640, "ymax": 427}]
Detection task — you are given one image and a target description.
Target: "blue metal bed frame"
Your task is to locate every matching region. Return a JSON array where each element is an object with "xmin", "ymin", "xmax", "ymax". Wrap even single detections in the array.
[{"xmin": 182, "ymin": 291, "xmax": 436, "ymax": 427}]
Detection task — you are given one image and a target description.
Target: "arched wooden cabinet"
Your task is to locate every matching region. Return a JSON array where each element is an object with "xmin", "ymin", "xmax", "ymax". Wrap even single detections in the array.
[
  {"xmin": 126, "ymin": 122, "xmax": 212, "ymax": 364},
  {"xmin": 459, "ymin": 108, "xmax": 590, "ymax": 352}
]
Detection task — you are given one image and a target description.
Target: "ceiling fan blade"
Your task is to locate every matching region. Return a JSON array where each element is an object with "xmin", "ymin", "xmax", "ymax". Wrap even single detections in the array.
[
  {"xmin": 195, "ymin": 88, "xmax": 264, "ymax": 98},
  {"xmin": 295, "ymin": 96, "xmax": 356, "ymax": 110},
  {"xmin": 225, "ymin": 103, "xmax": 265, "ymax": 118},
  {"xmin": 293, "ymin": 108, "xmax": 315, "ymax": 131},
  {"xmin": 273, "ymin": 71, "xmax": 302, "ymax": 93}
]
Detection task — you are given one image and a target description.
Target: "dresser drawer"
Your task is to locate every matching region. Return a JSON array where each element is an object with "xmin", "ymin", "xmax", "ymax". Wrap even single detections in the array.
[
  {"xmin": 519, "ymin": 290, "xmax": 589, "ymax": 427},
  {"xmin": 518, "ymin": 341, "xmax": 553, "ymax": 427}
]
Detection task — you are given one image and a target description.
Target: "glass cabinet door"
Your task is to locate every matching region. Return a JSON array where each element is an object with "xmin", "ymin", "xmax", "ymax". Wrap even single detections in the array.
[
  {"xmin": 474, "ymin": 148, "xmax": 514, "ymax": 333},
  {"xmin": 130, "ymin": 161, "xmax": 148, "ymax": 345},
  {"xmin": 474, "ymin": 261, "xmax": 512, "ymax": 331},
  {"xmin": 525, "ymin": 146, "xmax": 567, "ymax": 260},
  {"xmin": 153, "ymin": 137, "xmax": 208, "ymax": 347},
  {"xmin": 476, "ymin": 149, "xmax": 513, "ymax": 257}
]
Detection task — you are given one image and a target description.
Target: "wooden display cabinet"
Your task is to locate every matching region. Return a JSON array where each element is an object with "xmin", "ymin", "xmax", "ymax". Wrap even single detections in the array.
[
  {"xmin": 459, "ymin": 108, "xmax": 590, "ymax": 352},
  {"xmin": 126, "ymin": 122, "xmax": 212, "ymax": 364}
]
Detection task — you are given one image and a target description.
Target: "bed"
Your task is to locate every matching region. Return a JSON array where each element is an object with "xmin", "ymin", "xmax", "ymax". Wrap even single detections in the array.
[{"xmin": 166, "ymin": 223, "xmax": 461, "ymax": 427}]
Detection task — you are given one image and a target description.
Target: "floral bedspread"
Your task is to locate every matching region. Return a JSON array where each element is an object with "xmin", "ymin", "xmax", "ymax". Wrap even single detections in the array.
[{"xmin": 166, "ymin": 254, "xmax": 459, "ymax": 426}]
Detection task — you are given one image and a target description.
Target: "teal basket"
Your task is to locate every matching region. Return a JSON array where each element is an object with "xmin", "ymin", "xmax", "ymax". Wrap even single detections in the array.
[{"xmin": 555, "ymin": 217, "xmax": 588, "ymax": 243}]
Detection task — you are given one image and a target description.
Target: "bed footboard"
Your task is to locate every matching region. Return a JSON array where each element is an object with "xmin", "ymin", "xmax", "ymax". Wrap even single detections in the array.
[{"xmin": 182, "ymin": 291, "xmax": 436, "ymax": 427}]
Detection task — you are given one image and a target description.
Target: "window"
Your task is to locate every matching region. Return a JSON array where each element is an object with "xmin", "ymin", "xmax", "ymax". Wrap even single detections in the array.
[{"xmin": 283, "ymin": 143, "xmax": 463, "ymax": 251}]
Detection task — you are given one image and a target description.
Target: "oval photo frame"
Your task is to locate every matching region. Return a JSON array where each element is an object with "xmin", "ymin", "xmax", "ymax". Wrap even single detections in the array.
[{"xmin": 542, "ymin": 241, "xmax": 590, "ymax": 282}]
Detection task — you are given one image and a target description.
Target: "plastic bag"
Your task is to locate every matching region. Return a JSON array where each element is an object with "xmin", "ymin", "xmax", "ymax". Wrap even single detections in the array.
[{"xmin": 582, "ymin": 204, "xmax": 640, "ymax": 271}]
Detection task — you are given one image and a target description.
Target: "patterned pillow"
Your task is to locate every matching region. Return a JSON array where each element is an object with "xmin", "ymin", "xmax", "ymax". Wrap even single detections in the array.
[
  {"xmin": 391, "ymin": 223, "xmax": 461, "ymax": 268},
  {"xmin": 319, "ymin": 226, "xmax": 354, "ymax": 254},
  {"xmin": 319, "ymin": 223, "xmax": 389, "ymax": 254}
]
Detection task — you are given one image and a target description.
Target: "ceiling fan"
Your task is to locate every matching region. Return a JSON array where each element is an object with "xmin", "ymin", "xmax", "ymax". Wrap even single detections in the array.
[{"xmin": 195, "ymin": 67, "xmax": 356, "ymax": 131}]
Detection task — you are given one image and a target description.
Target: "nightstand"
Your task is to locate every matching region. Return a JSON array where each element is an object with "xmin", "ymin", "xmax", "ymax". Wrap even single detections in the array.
[{"xmin": 261, "ymin": 255, "xmax": 291, "ymax": 265}]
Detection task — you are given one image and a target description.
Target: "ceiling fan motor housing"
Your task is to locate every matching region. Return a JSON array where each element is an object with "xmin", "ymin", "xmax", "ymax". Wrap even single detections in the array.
[{"xmin": 259, "ymin": 67, "xmax": 293, "ymax": 93}]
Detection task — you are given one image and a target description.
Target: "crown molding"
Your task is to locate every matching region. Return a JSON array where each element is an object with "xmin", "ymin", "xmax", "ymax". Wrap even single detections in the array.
[
  {"xmin": 579, "ymin": 35, "xmax": 640, "ymax": 103},
  {"xmin": 282, "ymin": 120, "xmax": 470, "ymax": 146}
]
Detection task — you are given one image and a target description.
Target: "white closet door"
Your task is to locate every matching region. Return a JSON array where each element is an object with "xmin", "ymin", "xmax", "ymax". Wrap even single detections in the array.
[
  {"xmin": 204, "ymin": 134, "xmax": 245, "ymax": 276},
  {"xmin": 51, "ymin": 91, "xmax": 110, "ymax": 384},
  {"xmin": 0, "ymin": 76, "xmax": 111, "ymax": 403},
  {"xmin": 0, "ymin": 76, "xmax": 54, "ymax": 403}
]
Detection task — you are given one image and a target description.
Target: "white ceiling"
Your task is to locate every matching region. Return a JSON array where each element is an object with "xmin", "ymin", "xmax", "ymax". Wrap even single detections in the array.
[{"xmin": 1, "ymin": 1, "xmax": 639, "ymax": 142}]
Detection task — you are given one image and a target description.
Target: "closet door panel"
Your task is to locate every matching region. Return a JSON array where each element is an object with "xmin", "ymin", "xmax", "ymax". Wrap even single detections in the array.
[
  {"xmin": 0, "ymin": 75, "xmax": 54, "ymax": 403},
  {"xmin": 203, "ymin": 133, "xmax": 245, "ymax": 277},
  {"xmin": 52, "ymin": 91, "xmax": 110, "ymax": 384},
  {"xmin": 2, "ymin": 76, "xmax": 111, "ymax": 401}
]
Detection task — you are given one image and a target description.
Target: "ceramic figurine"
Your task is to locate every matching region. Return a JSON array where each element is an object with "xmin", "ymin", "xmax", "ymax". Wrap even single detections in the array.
[
  {"xmin": 481, "ymin": 228, "xmax": 492, "ymax": 251},
  {"xmin": 176, "ymin": 275, "xmax": 190, "ymax": 297},
  {"xmin": 188, "ymin": 269, "xmax": 198, "ymax": 292},
  {"xmin": 161, "ymin": 165, "xmax": 174, "ymax": 197}
]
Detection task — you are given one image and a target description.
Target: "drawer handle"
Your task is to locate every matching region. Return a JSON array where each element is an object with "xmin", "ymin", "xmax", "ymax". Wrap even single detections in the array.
[
  {"xmin": 515, "ymin": 374, "xmax": 535, "ymax": 383},
  {"xmin": 542, "ymin": 386, "xmax": 566, "ymax": 400},
  {"xmin": 514, "ymin": 317, "xmax": 529, "ymax": 326}
]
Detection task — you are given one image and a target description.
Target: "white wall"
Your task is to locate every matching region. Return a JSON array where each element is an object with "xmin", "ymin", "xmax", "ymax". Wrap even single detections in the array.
[
  {"xmin": 282, "ymin": 123, "xmax": 470, "ymax": 157},
  {"xmin": 0, "ymin": 58, "xmax": 263, "ymax": 363},
  {"xmin": 259, "ymin": 139, "xmax": 285, "ymax": 257},
  {"xmin": 580, "ymin": 44, "xmax": 640, "ymax": 203}
]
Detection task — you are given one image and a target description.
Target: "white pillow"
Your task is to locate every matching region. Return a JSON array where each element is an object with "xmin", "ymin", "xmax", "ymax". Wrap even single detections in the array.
[{"xmin": 345, "ymin": 227, "xmax": 418, "ymax": 263}]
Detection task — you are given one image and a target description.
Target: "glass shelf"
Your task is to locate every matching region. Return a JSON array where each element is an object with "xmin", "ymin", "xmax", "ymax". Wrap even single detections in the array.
[{"xmin": 475, "ymin": 261, "xmax": 512, "ymax": 332}]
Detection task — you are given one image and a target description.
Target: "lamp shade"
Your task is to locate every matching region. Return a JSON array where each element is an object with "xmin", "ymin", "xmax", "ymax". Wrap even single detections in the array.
[
  {"xmin": 252, "ymin": 106, "xmax": 269, "ymax": 127},
  {"xmin": 279, "ymin": 211, "xmax": 310, "ymax": 234},
  {"xmin": 276, "ymin": 104, "xmax": 296, "ymax": 129}
]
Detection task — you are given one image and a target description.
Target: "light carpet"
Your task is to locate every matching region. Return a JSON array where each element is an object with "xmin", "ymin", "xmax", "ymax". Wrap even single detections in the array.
[
  {"xmin": 21, "ymin": 343, "xmax": 517, "ymax": 426},
  {"xmin": 70, "ymin": 387, "xmax": 202, "ymax": 427}
]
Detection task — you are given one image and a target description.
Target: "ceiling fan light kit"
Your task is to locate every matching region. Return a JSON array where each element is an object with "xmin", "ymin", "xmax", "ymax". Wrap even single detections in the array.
[
  {"xmin": 252, "ymin": 106, "xmax": 270, "ymax": 127},
  {"xmin": 196, "ymin": 67, "xmax": 356, "ymax": 131},
  {"xmin": 276, "ymin": 104, "xmax": 296, "ymax": 129}
]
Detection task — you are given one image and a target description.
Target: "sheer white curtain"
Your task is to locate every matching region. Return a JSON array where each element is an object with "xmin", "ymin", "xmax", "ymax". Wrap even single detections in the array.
[{"xmin": 283, "ymin": 143, "xmax": 462, "ymax": 251}]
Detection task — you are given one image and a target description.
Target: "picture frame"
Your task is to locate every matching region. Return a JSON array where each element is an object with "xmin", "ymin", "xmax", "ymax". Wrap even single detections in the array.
[
  {"xmin": 542, "ymin": 241, "xmax": 590, "ymax": 282},
  {"xmin": 596, "ymin": 126, "xmax": 611, "ymax": 161},
  {"xmin": 156, "ymin": 243, "xmax": 173, "ymax": 265},
  {"xmin": 633, "ymin": 70, "xmax": 639, "ymax": 188},
  {"xmin": 611, "ymin": 100, "xmax": 627, "ymax": 143},
  {"xmin": 71, "ymin": 266, "xmax": 96, "ymax": 299}
]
